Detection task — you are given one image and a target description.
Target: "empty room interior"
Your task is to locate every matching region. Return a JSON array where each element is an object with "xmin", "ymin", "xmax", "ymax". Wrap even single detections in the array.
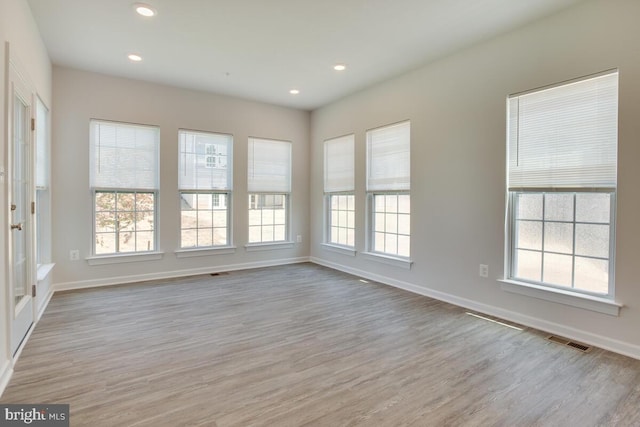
[{"xmin": 1, "ymin": 0, "xmax": 640, "ymax": 425}]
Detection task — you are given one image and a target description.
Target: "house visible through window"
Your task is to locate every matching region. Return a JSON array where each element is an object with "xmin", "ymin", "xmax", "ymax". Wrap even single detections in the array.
[
  {"xmin": 324, "ymin": 134, "xmax": 355, "ymax": 247},
  {"xmin": 179, "ymin": 130, "xmax": 233, "ymax": 248},
  {"xmin": 90, "ymin": 120, "xmax": 160, "ymax": 255},
  {"xmin": 205, "ymin": 143, "xmax": 227, "ymax": 169},
  {"xmin": 247, "ymin": 137, "xmax": 291, "ymax": 244},
  {"xmin": 366, "ymin": 121, "xmax": 411, "ymax": 258},
  {"xmin": 507, "ymin": 71, "xmax": 618, "ymax": 296}
]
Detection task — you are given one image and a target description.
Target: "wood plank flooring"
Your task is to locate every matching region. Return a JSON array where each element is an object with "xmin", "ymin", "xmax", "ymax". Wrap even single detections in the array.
[{"xmin": 2, "ymin": 263, "xmax": 639, "ymax": 426}]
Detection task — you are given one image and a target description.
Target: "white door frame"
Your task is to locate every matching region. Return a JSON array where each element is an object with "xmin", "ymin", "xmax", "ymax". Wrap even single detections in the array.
[{"xmin": 5, "ymin": 42, "xmax": 36, "ymax": 357}]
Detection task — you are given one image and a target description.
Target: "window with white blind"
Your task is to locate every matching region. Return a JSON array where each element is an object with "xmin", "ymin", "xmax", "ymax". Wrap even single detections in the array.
[
  {"xmin": 366, "ymin": 121, "xmax": 410, "ymax": 258},
  {"xmin": 35, "ymin": 97, "xmax": 51, "ymax": 266},
  {"xmin": 247, "ymin": 137, "xmax": 291, "ymax": 244},
  {"xmin": 179, "ymin": 130, "xmax": 233, "ymax": 249},
  {"xmin": 324, "ymin": 134, "xmax": 355, "ymax": 248},
  {"xmin": 507, "ymin": 71, "xmax": 618, "ymax": 297},
  {"xmin": 247, "ymin": 138, "xmax": 291, "ymax": 244},
  {"xmin": 90, "ymin": 120, "xmax": 160, "ymax": 255}
]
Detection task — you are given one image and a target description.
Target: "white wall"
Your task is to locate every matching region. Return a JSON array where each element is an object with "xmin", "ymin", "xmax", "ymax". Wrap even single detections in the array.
[
  {"xmin": 310, "ymin": 0, "xmax": 640, "ymax": 358},
  {"xmin": 4, "ymin": 0, "xmax": 639, "ymax": 381},
  {"xmin": 51, "ymin": 67, "xmax": 310, "ymax": 288},
  {"xmin": 0, "ymin": 0, "xmax": 52, "ymax": 390}
]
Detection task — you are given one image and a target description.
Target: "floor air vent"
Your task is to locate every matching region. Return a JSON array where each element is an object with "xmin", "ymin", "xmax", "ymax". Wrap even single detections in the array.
[
  {"xmin": 547, "ymin": 335, "xmax": 592, "ymax": 353},
  {"xmin": 567, "ymin": 341, "xmax": 591, "ymax": 352}
]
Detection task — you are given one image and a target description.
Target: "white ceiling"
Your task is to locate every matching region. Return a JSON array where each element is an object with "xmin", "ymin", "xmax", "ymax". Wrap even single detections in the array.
[{"xmin": 27, "ymin": 0, "xmax": 586, "ymax": 111}]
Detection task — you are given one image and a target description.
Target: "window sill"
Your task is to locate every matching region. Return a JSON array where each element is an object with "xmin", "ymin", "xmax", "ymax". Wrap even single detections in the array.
[
  {"xmin": 499, "ymin": 279, "xmax": 621, "ymax": 316},
  {"xmin": 86, "ymin": 252, "xmax": 164, "ymax": 266},
  {"xmin": 321, "ymin": 243, "xmax": 356, "ymax": 257},
  {"xmin": 360, "ymin": 251, "xmax": 413, "ymax": 270},
  {"xmin": 36, "ymin": 263, "xmax": 55, "ymax": 282},
  {"xmin": 245, "ymin": 242, "xmax": 295, "ymax": 252},
  {"xmin": 175, "ymin": 246, "xmax": 236, "ymax": 258}
]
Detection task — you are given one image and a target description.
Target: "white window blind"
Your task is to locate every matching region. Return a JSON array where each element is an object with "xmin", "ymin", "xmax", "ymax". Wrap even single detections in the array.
[
  {"xmin": 90, "ymin": 120, "xmax": 160, "ymax": 190},
  {"xmin": 35, "ymin": 98, "xmax": 48, "ymax": 189},
  {"xmin": 508, "ymin": 71, "xmax": 618, "ymax": 189},
  {"xmin": 324, "ymin": 134, "xmax": 354, "ymax": 193},
  {"xmin": 179, "ymin": 130, "xmax": 232, "ymax": 190},
  {"xmin": 247, "ymin": 137, "xmax": 291, "ymax": 193},
  {"xmin": 366, "ymin": 121, "xmax": 410, "ymax": 191}
]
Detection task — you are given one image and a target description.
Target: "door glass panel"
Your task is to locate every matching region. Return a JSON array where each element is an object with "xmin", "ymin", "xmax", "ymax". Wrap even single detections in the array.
[{"xmin": 12, "ymin": 94, "xmax": 30, "ymax": 307}]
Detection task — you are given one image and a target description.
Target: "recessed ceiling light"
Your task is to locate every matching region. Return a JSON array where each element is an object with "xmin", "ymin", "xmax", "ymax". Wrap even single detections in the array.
[
  {"xmin": 289, "ymin": 89, "xmax": 300, "ymax": 95},
  {"xmin": 333, "ymin": 64, "xmax": 346, "ymax": 71},
  {"xmin": 128, "ymin": 54, "xmax": 143, "ymax": 62},
  {"xmin": 134, "ymin": 3, "xmax": 156, "ymax": 17}
]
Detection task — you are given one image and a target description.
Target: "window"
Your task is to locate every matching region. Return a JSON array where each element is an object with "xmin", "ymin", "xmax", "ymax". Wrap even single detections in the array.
[
  {"xmin": 247, "ymin": 137, "xmax": 291, "ymax": 244},
  {"xmin": 179, "ymin": 130, "xmax": 233, "ymax": 248},
  {"xmin": 328, "ymin": 194, "xmax": 355, "ymax": 247},
  {"xmin": 90, "ymin": 120, "xmax": 160, "ymax": 255},
  {"xmin": 94, "ymin": 191, "xmax": 156, "ymax": 253},
  {"xmin": 35, "ymin": 97, "xmax": 51, "ymax": 265},
  {"xmin": 507, "ymin": 71, "xmax": 618, "ymax": 296},
  {"xmin": 324, "ymin": 134, "xmax": 355, "ymax": 247},
  {"xmin": 366, "ymin": 121, "xmax": 410, "ymax": 258},
  {"xmin": 372, "ymin": 193, "xmax": 410, "ymax": 257}
]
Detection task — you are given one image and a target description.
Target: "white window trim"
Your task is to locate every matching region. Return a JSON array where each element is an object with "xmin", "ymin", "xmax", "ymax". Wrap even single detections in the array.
[
  {"xmin": 245, "ymin": 242, "xmax": 295, "ymax": 252},
  {"xmin": 324, "ymin": 134, "xmax": 355, "ymax": 249},
  {"xmin": 36, "ymin": 263, "xmax": 55, "ymax": 282},
  {"xmin": 505, "ymin": 71, "xmax": 618, "ymax": 302},
  {"xmin": 178, "ymin": 129, "xmax": 234, "ymax": 250},
  {"xmin": 175, "ymin": 246, "xmax": 237, "ymax": 258},
  {"xmin": 499, "ymin": 279, "xmax": 621, "ymax": 316},
  {"xmin": 365, "ymin": 120, "xmax": 411, "ymax": 260},
  {"xmin": 35, "ymin": 96, "xmax": 51, "ymax": 266},
  {"xmin": 90, "ymin": 120, "xmax": 161, "ymax": 257},
  {"xmin": 86, "ymin": 251, "xmax": 164, "ymax": 266}
]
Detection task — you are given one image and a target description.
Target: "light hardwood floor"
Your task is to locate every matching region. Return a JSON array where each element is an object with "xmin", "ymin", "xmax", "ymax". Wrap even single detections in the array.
[{"xmin": 2, "ymin": 263, "xmax": 639, "ymax": 426}]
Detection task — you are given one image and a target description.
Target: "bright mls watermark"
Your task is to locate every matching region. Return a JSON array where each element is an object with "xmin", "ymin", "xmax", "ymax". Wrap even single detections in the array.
[{"xmin": 0, "ymin": 405, "xmax": 69, "ymax": 426}]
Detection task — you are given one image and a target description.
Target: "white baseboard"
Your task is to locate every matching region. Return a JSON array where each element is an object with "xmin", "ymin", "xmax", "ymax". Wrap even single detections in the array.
[
  {"xmin": 54, "ymin": 257, "xmax": 310, "ymax": 292},
  {"xmin": 0, "ymin": 360, "xmax": 13, "ymax": 398},
  {"xmin": 36, "ymin": 288, "xmax": 54, "ymax": 322},
  {"xmin": 310, "ymin": 257, "xmax": 640, "ymax": 361}
]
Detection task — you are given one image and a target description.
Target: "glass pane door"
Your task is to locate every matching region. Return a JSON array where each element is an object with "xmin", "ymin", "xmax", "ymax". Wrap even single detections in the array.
[
  {"xmin": 12, "ymin": 93, "xmax": 30, "ymax": 307},
  {"xmin": 8, "ymin": 56, "xmax": 35, "ymax": 355}
]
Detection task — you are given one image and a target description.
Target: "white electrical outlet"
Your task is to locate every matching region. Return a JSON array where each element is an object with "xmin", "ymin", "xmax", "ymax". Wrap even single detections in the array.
[
  {"xmin": 70, "ymin": 249, "xmax": 80, "ymax": 261},
  {"xmin": 479, "ymin": 264, "xmax": 489, "ymax": 278},
  {"xmin": 296, "ymin": 235, "xmax": 302, "ymax": 243}
]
